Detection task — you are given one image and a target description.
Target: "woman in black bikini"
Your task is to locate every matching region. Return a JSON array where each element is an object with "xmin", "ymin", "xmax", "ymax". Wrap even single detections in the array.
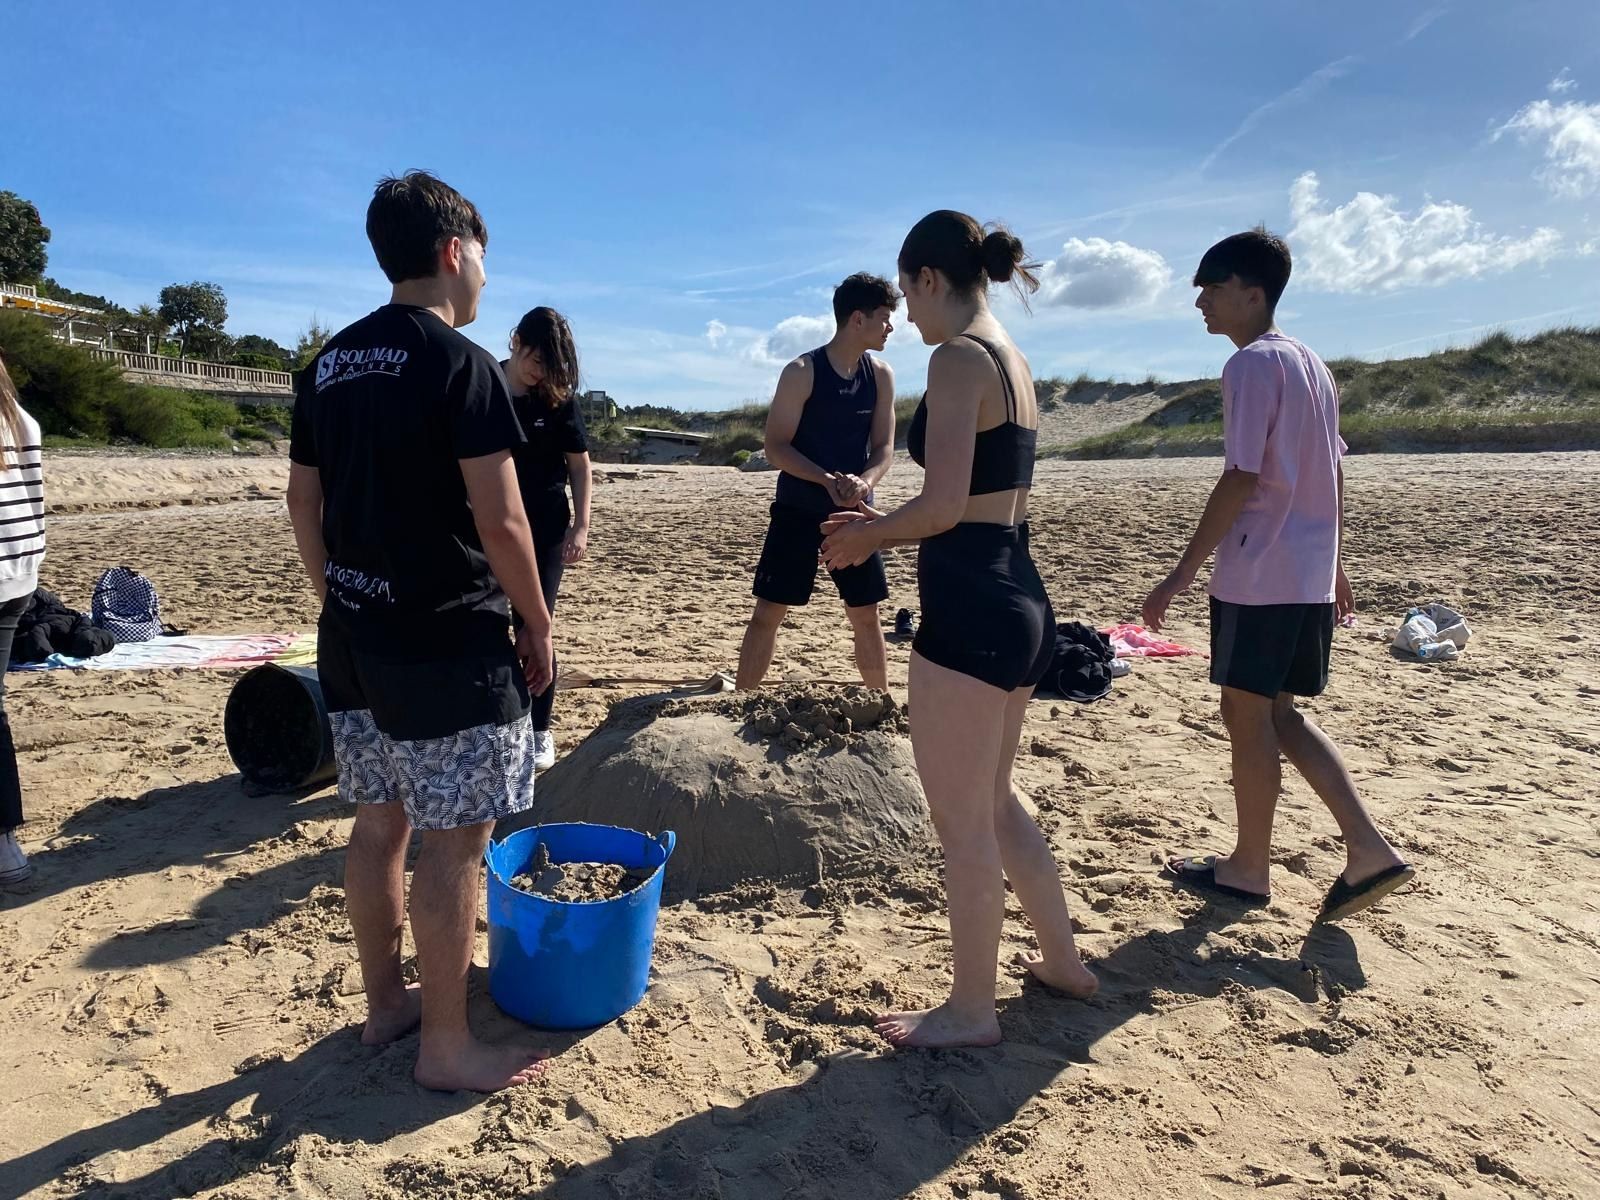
[{"xmin": 822, "ymin": 210, "xmax": 1097, "ymax": 1048}]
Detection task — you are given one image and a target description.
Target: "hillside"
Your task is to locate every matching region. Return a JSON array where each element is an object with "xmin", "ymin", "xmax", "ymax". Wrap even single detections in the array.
[
  {"xmin": 616, "ymin": 326, "xmax": 1600, "ymax": 466},
  {"xmin": 1055, "ymin": 325, "xmax": 1600, "ymax": 458}
]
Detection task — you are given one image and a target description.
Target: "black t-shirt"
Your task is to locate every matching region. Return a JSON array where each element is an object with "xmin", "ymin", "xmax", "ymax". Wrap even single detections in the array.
[
  {"xmin": 501, "ymin": 369, "xmax": 590, "ymax": 497},
  {"xmin": 290, "ymin": 305, "xmax": 524, "ymax": 653}
]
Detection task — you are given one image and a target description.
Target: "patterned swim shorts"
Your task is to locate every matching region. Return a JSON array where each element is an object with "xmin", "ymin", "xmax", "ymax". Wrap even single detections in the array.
[
  {"xmin": 330, "ymin": 708, "xmax": 536, "ymax": 831},
  {"xmin": 317, "ymin": 616, "xmax": 537, "ymax": 831}
]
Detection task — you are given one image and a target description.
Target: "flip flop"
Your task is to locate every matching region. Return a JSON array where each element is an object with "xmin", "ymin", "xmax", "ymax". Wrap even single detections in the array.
[
  {"xmin": 1316, "ymin": 863, "xmax": 1417, "ymax": 923},
  {"xmin": 1161, "ymin": 855, "xmax": 1271, "ymax": 906}
]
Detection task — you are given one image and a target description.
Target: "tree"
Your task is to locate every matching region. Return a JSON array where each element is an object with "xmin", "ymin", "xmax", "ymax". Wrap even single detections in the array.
[
  {"xmin": 293, "ymin": 318, "xmax": 334, "ymax": 370},
  {"xmin": 0, "ymin": 192, "xmax": 50, "ymax": 284},
  {"xmin": 157, "ymin": 281, "xmax": 228, "ymax": 358},
  {"xmin": 231, "ymin": 333, "xmax": 292, "ymax": 369},
  {"xmin": 129, "ymin": 304, "xmax": 167, "ymax": 353},
  {"xmin": 36, "ymin": 278, "xmax": 119, "ymax": 311},
  {"xmin": 186, "ymin": 325, "xmax": 233, "ymax": 362}
]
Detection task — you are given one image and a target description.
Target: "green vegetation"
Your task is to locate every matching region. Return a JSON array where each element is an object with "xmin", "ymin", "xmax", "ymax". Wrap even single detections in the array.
[
  {"xmin": 0, "ymin": 191, "xmax": 50, "ymax": 284},
  {"xmin": 1051, "ymin": 326, "xmax": 1600, "ymax": 459},
  {"xmin": 0, "ymin": 309, "xmax": 276, "ymax": 449}
]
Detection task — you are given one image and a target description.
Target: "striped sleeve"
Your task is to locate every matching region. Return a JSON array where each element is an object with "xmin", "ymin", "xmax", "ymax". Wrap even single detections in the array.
[{"xmin": 0, "ymin": 441, "xmax": 45, "ymax": 568}]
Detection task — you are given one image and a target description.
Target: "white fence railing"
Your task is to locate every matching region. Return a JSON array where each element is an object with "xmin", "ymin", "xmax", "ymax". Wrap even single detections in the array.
[
  {"xmin": 88, "ymin": 347, "xmax": 294, "ymax": 390},
  {"xmin": 0, "ymin": 280, "xmax": 107, "ymax": 317}
]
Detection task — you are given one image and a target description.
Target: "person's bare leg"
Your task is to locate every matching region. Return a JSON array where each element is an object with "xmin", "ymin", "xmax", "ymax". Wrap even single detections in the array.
[
  {"xmin": 990, "ymin": 688, "xmax": 1098, "ymax": 998},
  {"xmin": 411, "ymin": 822, "xmax": 547, "ymax": 1092},
  {"xmin": 736, "ymin": 600, "xmax": 788, "ymax": 691},
  {"xmin": 345, "ymin": 801, "xmax": 421, "ymax": 1045},
  {"xmin": 876, "ymin": 653, "xmax": 1008, "ymax": 1049},
  {"xmin": 1169, "ymin": 686, "xmax": 1281, "ymax": 896},
  {"xmin": 1272, "ymin": 694, "xmax": 1406, "ymax": 884},
  {"xmin": 845, "ymin": 602, "xmax": 889, "ymax": 692}
]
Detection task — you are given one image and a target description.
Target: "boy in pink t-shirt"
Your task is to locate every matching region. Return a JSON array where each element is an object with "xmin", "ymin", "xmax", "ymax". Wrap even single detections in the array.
[{"xmin": 1141, "ymin": 229, "xmax": 1414, "ymax": 924}]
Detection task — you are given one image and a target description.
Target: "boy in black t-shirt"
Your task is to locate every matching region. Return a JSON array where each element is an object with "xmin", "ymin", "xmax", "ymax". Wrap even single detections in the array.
[{"xmin": 288, "ymin": 171, "xmax": 553, "ymax": 1093}]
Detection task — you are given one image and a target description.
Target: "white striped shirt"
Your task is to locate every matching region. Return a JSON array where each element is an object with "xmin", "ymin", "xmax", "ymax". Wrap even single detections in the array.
[{"xmin": 0, "ymin": 407, "xmax": 45, "ymax": 603}]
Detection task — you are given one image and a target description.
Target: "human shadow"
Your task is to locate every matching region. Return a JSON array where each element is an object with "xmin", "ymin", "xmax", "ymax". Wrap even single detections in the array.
[
  {"xmin": 15, "ymin": 896, "xmax": 1370, "ymax": 1199},
  {"xmin": 3, "ymin": 1018, "xmax": 484, "ymax": 1199},
  {"xmin": 1, "ymin": 773, "xmax": 344, "ymax": 915},
  {"xmin": 80, "ymin": 841, "xmax": 348, "ymax": 970},
  {"xmin": 515, "ymin": 904, "xmax": 1366, "ymax": 1200},
  {"xmin": 519, "ymin": 1040, "xmax": 1072, "ymax": 1199}
]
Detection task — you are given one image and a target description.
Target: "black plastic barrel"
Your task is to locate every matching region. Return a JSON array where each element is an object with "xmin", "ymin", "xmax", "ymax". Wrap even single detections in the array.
[{"xmin": 224, "ymin": 664, "xmax": 337, "ymax": 791}]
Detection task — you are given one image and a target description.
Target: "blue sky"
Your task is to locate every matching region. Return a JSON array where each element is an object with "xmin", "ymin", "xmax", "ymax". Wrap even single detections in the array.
[{"xmin": 6, "ymin": 1, "xmax": 1599, "ymax": 408}]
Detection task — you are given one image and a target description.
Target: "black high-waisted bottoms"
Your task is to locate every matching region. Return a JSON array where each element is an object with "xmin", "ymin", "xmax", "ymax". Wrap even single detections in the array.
[{"xmin": 913, "ymin": 521, "xmax": 1054, "ymax": 691}]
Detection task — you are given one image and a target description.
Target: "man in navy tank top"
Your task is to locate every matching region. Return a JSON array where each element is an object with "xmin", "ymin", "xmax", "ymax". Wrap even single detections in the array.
[{"xmin": 736, "ymin": 273, "xmax": 900, "ymax": 691}]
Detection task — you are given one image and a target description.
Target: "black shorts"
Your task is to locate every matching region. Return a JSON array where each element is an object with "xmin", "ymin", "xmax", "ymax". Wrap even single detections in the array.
[
  {"xmin": 753, "ymin": 501, "xmax": 888, "ymax": 609},
  {"xmin": 913, "ymin": 522, "xmax": 1055, "ymax": 692},
  {"xmin": 317, "ymin": 618, "xmax": 530, "ymax": 742},
  {"xmin": 1209, "ymin": 598, "xmax": 1335, "ymax": 698}
]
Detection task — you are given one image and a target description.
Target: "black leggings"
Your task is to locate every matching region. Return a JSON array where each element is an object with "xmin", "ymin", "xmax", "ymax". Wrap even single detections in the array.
[
  {"xmin": 526, "ymin": 491, "xmax": 569, "ymax": 732},
  {"xmin": 0, "ymin": 594, "xmax": 28, "ymax": 830},
  {"xmin": 913, "ymin": 522, "xmax": 1054, "ymax": 692}
]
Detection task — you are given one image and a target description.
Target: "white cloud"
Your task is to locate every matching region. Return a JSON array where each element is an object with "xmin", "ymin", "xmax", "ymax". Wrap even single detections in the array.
[
  {"xmin": 1287, "ymin": 171, "xmax": 1561, "ymax": 292},
  {"xmin": 1403, "ymin": 5, "xmax": 1449, "ymax": 44},
  {"xmin": 1495, "ymin": 95, "xmax": 1600, "ymax": 197},
  {"xmin": 1549, "ymin": 70, "xmax": 1577, "ymax": 95},
  {"xmin": 756, "ymin": 314, "xmax": 834, "ymax": 364},
  {"xmin": 1034, "ymin": 237, "xmax": 1173, "ymax": 309},
  {"xmin": 704, "ymin": 319, "xmax": 728, "ymax": 347},
  {"xmin": 1200, "ymin": 56, "xmax": 1358, "ymax": 174},
  {"xmin": 1579, "ymin": 238, "xmax": 1599, "ymax": 257}
]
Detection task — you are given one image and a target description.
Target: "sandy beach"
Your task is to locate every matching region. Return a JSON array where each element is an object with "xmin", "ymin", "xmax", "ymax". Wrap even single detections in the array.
[{"xmin": 2, "ymin": 449, "xmax": 1597, "ymax": 1199}]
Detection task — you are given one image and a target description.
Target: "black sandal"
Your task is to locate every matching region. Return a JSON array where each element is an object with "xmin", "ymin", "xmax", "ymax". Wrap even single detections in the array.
[
  {"xmin": 1161, "ymin": 855, "xmax": 1271, "ymax": 906},
  {"xmin": 1316, "ymin": 863, "xmax": 1416, "ymax": 923}
]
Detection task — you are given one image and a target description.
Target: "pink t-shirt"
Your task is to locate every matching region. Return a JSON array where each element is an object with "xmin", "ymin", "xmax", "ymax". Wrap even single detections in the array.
[{"xmin": 1209, "ymin": 333, "xmax": 1346, "ymax": 606}]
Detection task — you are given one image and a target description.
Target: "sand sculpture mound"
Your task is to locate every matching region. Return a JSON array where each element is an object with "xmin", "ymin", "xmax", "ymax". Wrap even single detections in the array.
[{"xmin": 508, "ymin": 685, "xmax": 932, "ymax": 900}]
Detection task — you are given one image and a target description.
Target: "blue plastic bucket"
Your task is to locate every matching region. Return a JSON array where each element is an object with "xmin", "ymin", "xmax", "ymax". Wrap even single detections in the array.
[{"xmin": 485, "ymin": 822, "xmax": 676, "ymax": 1030}]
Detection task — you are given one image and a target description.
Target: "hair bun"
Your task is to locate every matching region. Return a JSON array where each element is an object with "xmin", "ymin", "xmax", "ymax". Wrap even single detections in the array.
[{"xmin": 981, "ymin": 229, "xmax": 1024, "ymax": 283}]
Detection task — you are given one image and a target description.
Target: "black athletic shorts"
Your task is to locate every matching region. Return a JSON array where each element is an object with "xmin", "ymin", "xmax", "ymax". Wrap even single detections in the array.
[
  {"xmin": 753, "ymin": 501, "xmax": 888, "ymax": 609},
  {"xmin": 1209, "ymin": 598, "xmax": 1335, "ymax": 698},
  {"xmin": 914, "ymin": 522, "xmax": 1055, "ymax": 692}
]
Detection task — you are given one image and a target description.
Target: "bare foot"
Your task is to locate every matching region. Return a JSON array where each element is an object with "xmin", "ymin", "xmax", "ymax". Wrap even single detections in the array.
[
  {"xmin": 1014, "ymin": 951, "xmax": 1099, "ymax": 999},
  {"xmin": 414, "ymin": 1037, "xmax": 550, "ymax": 1093},
  {"xmin": 874, "ymin": 1003, "xmax": 1001, "ymax": 1049},
  {"xmin": 361, "ymin": 985, "xmax": 423, "ymax": 1046}
]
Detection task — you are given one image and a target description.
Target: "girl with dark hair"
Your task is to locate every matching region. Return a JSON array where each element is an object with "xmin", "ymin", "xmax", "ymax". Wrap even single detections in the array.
[
  {"xmin": 503, "ymin": 307, "xmax": 592, "ymax": 771},
  {"xmin": 0, "ymin": 353, "xmax": 45, "ymax": 884},
  {"xmin": 822, "ymin": 210, "xmax": 1096, "ymax": 1048}
]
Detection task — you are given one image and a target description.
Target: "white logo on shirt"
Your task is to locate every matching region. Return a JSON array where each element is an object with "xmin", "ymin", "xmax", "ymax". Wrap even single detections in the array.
[{"xmin": 315, "ymin": 346, "xmax": 411, "ymax": 393}]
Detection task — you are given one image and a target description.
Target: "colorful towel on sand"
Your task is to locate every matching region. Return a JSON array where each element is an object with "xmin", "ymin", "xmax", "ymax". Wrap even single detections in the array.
[
  {"xmin": 10, "ymin": 631, "xmax": 317, "ymax": 672},
  {"xmin": 1099, "ymin": 623, "xmax": 1201, "ymax": 658}
]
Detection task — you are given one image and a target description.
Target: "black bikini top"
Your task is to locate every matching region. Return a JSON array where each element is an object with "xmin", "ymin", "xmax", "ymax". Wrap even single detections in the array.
[{"xmin": 907, "ymin": 334, "xmax": 1036, "ymax": 494}]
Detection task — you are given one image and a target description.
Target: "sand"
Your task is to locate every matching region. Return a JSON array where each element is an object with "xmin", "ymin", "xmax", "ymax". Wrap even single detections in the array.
[
  {"xmin": 2, "ymin": 449, "xmax": 1598, "ymax": 1198},
  {"xmin": 510, "ymin": 843, "xmax": 652, "ymax": 904},
  {"xmin": 505, "ymin": 687, "xmax": 930, "ymax": 901}
]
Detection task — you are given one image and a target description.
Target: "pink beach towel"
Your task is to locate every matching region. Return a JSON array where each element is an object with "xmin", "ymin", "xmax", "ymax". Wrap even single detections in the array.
[{"xmin": 1099, "ymin": 624, "xmax": 1201, "ymax": 658}]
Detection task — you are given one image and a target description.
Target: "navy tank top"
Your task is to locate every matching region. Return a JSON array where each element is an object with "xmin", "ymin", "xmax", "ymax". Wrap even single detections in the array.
[
  {"xmin": 774, "ymin": 347, "xmax": 878, "ymax": 512},
  {"xmin": 907, "ymin": 334, "xmax": 1036, "ymax": 494}
]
